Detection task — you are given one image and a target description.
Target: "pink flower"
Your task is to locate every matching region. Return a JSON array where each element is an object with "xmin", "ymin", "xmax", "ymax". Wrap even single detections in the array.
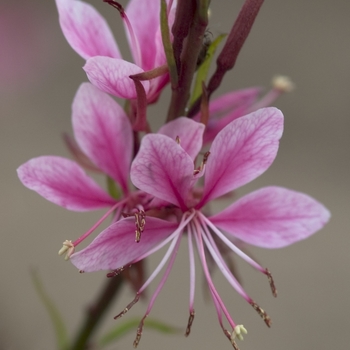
[
  {"xmin": 17, "ymin": 83, "xmax": 146, "ymax": 256},
  {"xmin": 70, "ymin": 108, "xmax": 330, "ymax": 346},
  {"xmin": 55, "ymin": 0, "xmax": 174, "ymax": 102}
]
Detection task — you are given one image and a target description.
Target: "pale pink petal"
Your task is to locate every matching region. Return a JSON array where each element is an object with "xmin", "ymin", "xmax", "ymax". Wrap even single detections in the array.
[
  {"xmin": 55, "ymin": 0, "xmax": 121, "ymax": 60},
  {"xmin": 210, "ymin": 186, "xmax": 330, "ymax": 248},
  {"xmin": 72, "ymin": 83, "xmax": 132, "ymax": 193},
  {"xmin": 126, "ymin": 0, "xmax": 161, "ymax": 71},
  {"xmin": 131, "ymin": 134, "xmax": 194, "ymax": 210},
  {"xmin": 208, "ymin": 87, "xmax": 260, "ymax": 117},
  {"xmin": 199, "ymin": 108, "xmax": 283, "ymax": 206},
  {"xmin": 83, "ymin": 57, "xmax": 150, "ymax": 99},
  {"xmin": 17, "ymin": 156, "xmax": 115, "ymax": 211},
  {"xmin": 70, "ymin": 217, "xmax": 178, "ymax": 272},
  {"xmin": 158, "ymin": 117, "xmax": 204, "ymax": 160}
]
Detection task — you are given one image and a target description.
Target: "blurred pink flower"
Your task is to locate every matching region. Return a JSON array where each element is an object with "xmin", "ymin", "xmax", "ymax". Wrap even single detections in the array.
[
  {"xmin": 70, "ymin": 108, "xmax": 330, "ymax": 345},
  {"xmin": 0, "ymin": 4, "xmax": 58, "ymax": 93},
  {"xmin": 56, "ymin": 0, "xmax": 174, "ymax": 102}
]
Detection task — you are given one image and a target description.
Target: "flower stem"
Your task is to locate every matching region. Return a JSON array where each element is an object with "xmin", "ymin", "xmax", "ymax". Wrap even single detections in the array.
[
  {"xmin": 167, "ymin": 0, "xmax": 209, "ymax": 121},
  {"xmin": 68, "ymin": 276, "xmax": 123, "ymax": 350}
]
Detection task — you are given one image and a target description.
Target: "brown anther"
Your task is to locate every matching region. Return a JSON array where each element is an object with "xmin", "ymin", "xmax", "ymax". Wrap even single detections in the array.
[
  {"xmin": 114, "ymin": 294, "xmax": 140, "ymax": 319},
  {"xmin": 133, "ymin": 316, "xmax": 147, "ymax": 348},
  {"xmin": 103, "ymin": 0, "xmax": 125, "ymax": 17},
  {"xmin": 134, "ymin": 209, "xmax": 146, "ymax": 243},
  {"xmin": 79, "ymin": 270, "xmax": 85, "ymax": 274},
  {"xmin": 185, "ymin": 310, "xmax": 195, "ymax": 336},
  {"xmin": 203, "ymin": 151, "xmax": 210, "ymax": 164},
  {"xmin": 175, "ymin": 135, "xmax": 181, "ymax": 144},
  {"xmin": 250, "ymin": 300, "xmax": 272, "ymax": 327},
  {"xmin": 106, "ymin": 266, "xmax": 125, "ymax": 278},
  {"xmin": 265, "ymin": 268, "xmax": 277, "ymax": 297}
]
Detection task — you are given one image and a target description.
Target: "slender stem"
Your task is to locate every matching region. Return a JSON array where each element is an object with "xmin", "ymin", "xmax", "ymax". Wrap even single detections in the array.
[
  {"xmin": 68, "ymin": 276, "xmax": 123, "ymax": 350},
  {"xmin": 167, "ymin": 0, "xmax": 209, "ymax": 121},
  {"xmin": 188, "ymin": 0, "xmax": 264, "ymax": 118}
]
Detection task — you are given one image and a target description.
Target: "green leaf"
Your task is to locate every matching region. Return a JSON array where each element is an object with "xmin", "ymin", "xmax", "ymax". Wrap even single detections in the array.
[
  {"xmin": 190, "ymin": 33, "xmax": 227, "ymax": 106},
  {"xmin": 98, "ymin": 317, "xmax": 180, "ymax": 347},
  {"xmin": 106, "ymin": 176, "xmax": 121, "ymax": 200},
  {"xmin": 31, "ymin": 270, "xmax": 69, "ymax": 350}
]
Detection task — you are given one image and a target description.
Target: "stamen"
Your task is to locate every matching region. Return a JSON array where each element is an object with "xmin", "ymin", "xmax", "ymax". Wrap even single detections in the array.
[
  {"xmin": 123, "ymin": 208, "xmax": 146, "ymax": 243},
  {"xmin": 193, "ymin": 151, "xmax": 210, "ymax": 175},
  {"xmin": 133, "ymin": 315, "xmax": 147, "ymax": 348},
  {"xmin": 58, "ymin": 240, "xmax": 74, "ymax": 260},
  {"xmin": 272, "ymin": 75, "xmax": 294, "ymax": 92},
  {"xmin": 231, "ymin": 325, "xmax": 247, "ymax": 341},
  {"xmin": 185, "ymin": 310, "xmax": 195, "ymax": 336},
  {"xmin": 106, "ymin": 265, "xmax": 129, "ymax": 278},
  {"xmin": 175, "ymin": 135, "xmax": 181, "ymax": 144},
  {"xmin": 265, "ymin": 268, "xmax": 277, "ymax": 297},
  {"xmin": 134, "ymin": 209, "xmax": 146, "ymax": 243},
  {"xmin": 250, "ymin": 300, "xmax": 272, "ymax": 327},
  {"xmin": 114, "ymin": 293, "xmax": 140, "ymax": 319}
]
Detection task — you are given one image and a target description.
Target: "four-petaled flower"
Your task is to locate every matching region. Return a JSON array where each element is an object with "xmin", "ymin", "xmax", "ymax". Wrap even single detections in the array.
[
  {"xmin": 69, "ymin": 107, "xmax": 330, "ymax": 347},
  {"xmin": 55, "ymin": 0, "xmax": 174, "ymax": 102}
]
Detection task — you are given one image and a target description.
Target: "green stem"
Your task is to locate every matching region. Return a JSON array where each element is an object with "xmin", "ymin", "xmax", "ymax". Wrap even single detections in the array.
[{"xmin": 68, "ymin": 276, "xmax": 123, "ymax": 350}]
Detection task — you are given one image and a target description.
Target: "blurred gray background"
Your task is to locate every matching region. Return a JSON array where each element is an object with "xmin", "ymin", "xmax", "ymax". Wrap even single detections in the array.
[{"xmin": 1, "ymin": 0, "xmax": 349, "ymax": 349}]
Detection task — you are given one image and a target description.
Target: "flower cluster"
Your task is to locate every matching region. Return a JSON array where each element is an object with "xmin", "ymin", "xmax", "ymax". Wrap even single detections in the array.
[{"xmin": 18, "ymin": 0, "xmax": 330, "ymax": 348}]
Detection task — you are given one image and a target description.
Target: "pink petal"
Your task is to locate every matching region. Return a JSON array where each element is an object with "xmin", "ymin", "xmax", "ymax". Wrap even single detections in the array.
[
  {"xmin": 158, "ymin": 117, "xmax": 204, "ymax": 160},
  {"xmin": 70, "ymin": 217, "xmax": 177, "ymax": 272},
  {"xmin": 199, "ymin": 108, "xmax": 284, "ymax": 206},
  {"xmin": 72, "ymin": 83, "xmax": 132, "ymax": 193},
  {"xmin": 131, "ymin": 134, "xmax": 194, "ymax": 210},
  {"xmin": 84, "ymin": 57, "xmax": 150, "ymax": 99},
  {"xmin": 210, "ymin": 186, "xmax": 330, "ymax": 248},
  {"xmin": 17, "ymin": 156, "xmax": 115, "ymax": 211},
  {"xmin": 55, "ymin": 0, "xmax": 121, "ymax": 60},
  {"xmin": 208, "ymin": 87, "xmax": 260, "ymax": 117},
  {"xmin": 126, "ymin": 0, "xmax": 161, "ymax": 71}
]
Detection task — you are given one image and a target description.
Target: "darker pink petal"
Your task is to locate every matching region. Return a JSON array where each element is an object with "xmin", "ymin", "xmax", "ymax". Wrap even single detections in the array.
[
  {"xmin": 56, "ymin": 0, "xmax": 121, "ymax": 60},
  {"xmin": 72, "ymin": 83, "xmax": 132, "ymax": 193},
  {"xmin": 158, "ymin": 117, "xmax": 205, "ymax": 160},
  {"xmin": 17, "ymin": 156, "xmax": 115, "ymax": 211},
  {"xmin": 199, "ymin": 108, "xmax": 283, "ymax": 206},
  {"xmin": 84, "ymin": 57, "xmax": 150, "ymax": 99},
  {"xmin": 210, "ymin": 186, "xmax": 331, "ymax": 248},
  {"xmin": 131, "ymin": 134, "xmax": 195, "ymax": 210},
  {"xmin": 70, "ymin": 217, "xmax": 178, "ymax": 272}
]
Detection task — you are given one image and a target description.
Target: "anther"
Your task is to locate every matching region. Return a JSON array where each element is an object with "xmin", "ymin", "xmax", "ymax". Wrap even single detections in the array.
[
  {"xmin": 133, "ymin": 316, "xmax": 147, "ymax": 348},
  {"xmin": 175, "ymin": 135, "xmax": 181, "ymax": 144},
  {"xmin": 107, "ymin": 266, "xmax": 126, "ymax": 278},
  {"xmin": 250, "ymin": 300, "xmax": 272, "ymax": 327},
  {"xmin": 185, "ymin": 310, "xmax": 195, "ymax": 336},
  {"xmin": 114, "ymin": 294, "xmax": 140, "ymax": 319},
  {"xmin": 231, "ymin": 325, "xmax": 247, "ymax": 341},
  {"xmin": 134, "ymin": 209, "xmax": 146, "ymax": 243},
  {"xmin": 265, "ymin": 268, "xmax": 277, "ymax": 297},
  {"xmin": 58, "ymin": 240, "xmax": 75, "ymax": 260},
  {"xmin": 193, "ymin": 151, "xmax": 211, "ymax": 175},
  {"xmin": 272, "ymin": 75, "xmax": 294, "ymax": 92}
]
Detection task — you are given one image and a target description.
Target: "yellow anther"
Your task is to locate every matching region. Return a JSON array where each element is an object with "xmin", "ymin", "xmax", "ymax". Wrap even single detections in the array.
[
  {"xmin": 272, "ymin": 75, "xmax": 295, "ymax": 92},
  {"xmin": 231, "ymin": 325, "xmax": 248, "ymax": 342},
  {"xmin": 58, "ymin": 240, "xmax": 75, "ymax": 261}
]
